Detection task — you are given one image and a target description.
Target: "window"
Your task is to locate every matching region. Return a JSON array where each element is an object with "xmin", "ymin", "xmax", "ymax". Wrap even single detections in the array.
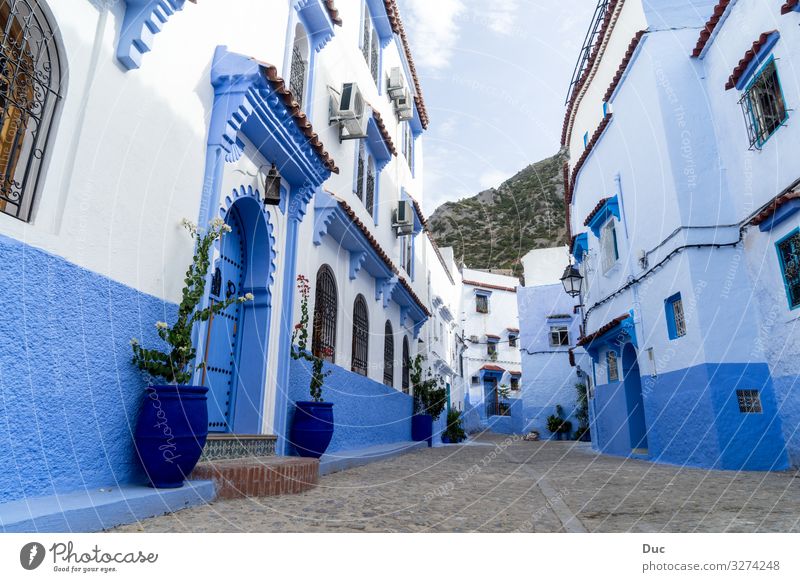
[
  {"xmin": 361, "ymin": 2, "xmax": 380, "ymax": 86},
  {"xmin": 510, "ymin": 377, "xmax": 520, "ymax": 390},
  {"xmin": 370, "ymin": 33, "xmax": 379, "ymax": 85},
  {"xmin": 475, "ymin": 294, "xmax": 489, "ymax": 314},
  {"xmin": 400, "ymin": 234, "xmax": 413, "ymax": 276},
  {"xmin": 487, "ymin": 341, "xmax": 497, "ymax": 357},
  {"xmin": 607, "ymin": 350, "xmax": 619, "ymax": 382},
  {"xmin": 312, "ymin": 265, "xmax": 337, "ymax": 362},
  {"xmin": 740, "ymin": 59, "xmax": 787, "ymax": 149},
  {"xmin": 777, "ymin": 229, "xmax": 800, "ymax": 309},
  {"xmin": 289, "ymin": 24, "xmax": 309, "ymax": 110},
  {"xmin": 549, "ymin": 326, "xmax": 570, "ymax": 347},
  {"xmin": 351, "ymin": 295, "xmax": 369, "ymax": 376},
  {"xmin": 403, "ymin": 122, "xmax": 414, "ymax": 171},
  {"xmin": 365, "ymin": 156, "xmax": 375, "ymax": 216},
  {"xmin": 355, "ymin": 145, "xmax": 365, "ymax": 203},
  {"xmin": 583, "ymin": 131, "xmax": 589, "ymax": 148},
  {"xmin": 737, "ymin": 389, "xmax": 762, "ymax": 413},
  {"xmin": 508, "ymin": 333, "xmax": 517, "ymax": 348},
  {"xmin": 383, "ymin": 320, "xmax": 394, "ymax": 386},
  {"xmin": 402, "ymin": 336, "xmax": 410, "ymax": 394},
  {"xmin": 665, "ymin": 293, "xmax": 687, "ymax": 339},
  {"xmin": 354, "ymin": 145, "xmax": 375, "ymax": 216},
  {"xmin": 471, "ymin": 375, "xmax": 480, "ymax": 385},
  {"xmin": 0, "ymin": 0, "xmax": 62, "ymax": 222},
  {"xmin": 600, "ymin": 219, "xmax": 619, "ymax": 273}
]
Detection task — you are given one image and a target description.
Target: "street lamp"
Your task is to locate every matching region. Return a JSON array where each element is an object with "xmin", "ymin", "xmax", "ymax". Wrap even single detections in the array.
[
  {"xmin": 560, "ymin": 264, "xmax": 583, "ymax": 298},
  {"xmin": 262, "ymin": 163, "xmax": 282, "ymax": 206}
]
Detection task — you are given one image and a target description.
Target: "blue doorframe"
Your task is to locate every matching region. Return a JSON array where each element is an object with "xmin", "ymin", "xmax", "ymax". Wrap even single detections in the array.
[{"xmin": 622, "ymin": 343, "xmax": 648, "ymax": 451}]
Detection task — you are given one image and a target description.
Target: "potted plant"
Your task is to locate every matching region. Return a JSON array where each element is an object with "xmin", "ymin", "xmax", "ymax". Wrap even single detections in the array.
[
  {"xmin": 410, "ymin": 355, "xmax": 447, "ymax": 446},
  {"xmin": 289, "ymin": 275, "xmax": 335, "ymax": 458},
  {"xmin": 130, "ymin": 218, "xmax": 253, "ymax": 488},
  {"xmin": 546, "ymin": 404, "xmax": 571, "ymax": 441},
  {"xmin": 575, "ymin": 381, "xmax": 591, "ymax": 442},
  {"xmin": 442, "ymin": 408, "xmax": 466, "ymax": 444},
  {"xmin": 497, "ymin": 383, "xmax": 512, "ymax": 416}
]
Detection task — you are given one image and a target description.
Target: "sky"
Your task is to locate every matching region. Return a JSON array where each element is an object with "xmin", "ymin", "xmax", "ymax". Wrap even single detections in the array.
[{"xmin": 397, "ymin": 0, "xmax": 597, "ymax": 214}]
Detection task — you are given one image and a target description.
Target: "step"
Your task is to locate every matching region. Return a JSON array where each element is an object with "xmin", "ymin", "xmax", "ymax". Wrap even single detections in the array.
[
  {"xmin": 201, "ymin": 434, "xmax": 277, "ymax": 461},
  {"xmin": 191, "ymin": 456, "xmax": 318, "ymax": 499},
  {"xmin": 319, "ymin": 441, "xmax": 428, "ymax": 476},
  {"xmin": 0, "ymin": 481, "xmax": 215, "ymax": 533}
]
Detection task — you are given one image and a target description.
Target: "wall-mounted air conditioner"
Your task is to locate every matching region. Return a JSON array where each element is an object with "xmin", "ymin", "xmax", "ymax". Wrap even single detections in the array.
[
  {"xmin": 387, "ymin": 67, "xmax": 406, "ymax": 100},
  {"xmin": 393, "ymin": 200, "xmax": 414, "ymax": 235},
  {"xmin": 329, "ymin": 82, "xmax": 368, "ymax": 140},
  {"xmin": 469, "ymin": 335, "xmax": 479, "ymax": 344},
  {"xmin": 394, "ymin": 88, "xmax": 413, "ymax": 121}
]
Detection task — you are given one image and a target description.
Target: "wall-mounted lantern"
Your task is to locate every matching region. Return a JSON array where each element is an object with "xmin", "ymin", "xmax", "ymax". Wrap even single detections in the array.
[{"xmin": 262, "ymin": 163, "xmax": 282, "ymax": 206}]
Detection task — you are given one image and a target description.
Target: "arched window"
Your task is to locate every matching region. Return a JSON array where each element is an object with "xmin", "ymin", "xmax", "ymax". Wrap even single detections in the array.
[
  {"xmin": 365, "ymin": 155, "xmax": 375, "ymax": 216},
  {"xmin": 383, "ymin": 320, "xmax": 394, "ymax": 386},
  {"xmin": 351, "ymin": 294, "xmax": 369, "ymax": 376},
  {"xmin": 289, "ymin": 22, "xmax": 309, "ymax": 110},
  {"xmin": 402, "ymin": 336, "xmax": 410, "ymax": 394},
  {"xmin": 312, "ymin": 265, "xmax": 337, "ymax": 363},
  {"xmin": 0, "ymin": 0, "xmax": 62, "ymax": 221}
]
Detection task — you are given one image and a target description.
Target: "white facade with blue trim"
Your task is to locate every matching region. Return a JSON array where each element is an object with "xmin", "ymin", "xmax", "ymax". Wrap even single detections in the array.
[
  {"xmin": 564, "ymin": 0, "xmax": 800, "ymax": 471},
  {"xmin": 0, "ymin": 0, "xmax": 451, "ymax": 527}
]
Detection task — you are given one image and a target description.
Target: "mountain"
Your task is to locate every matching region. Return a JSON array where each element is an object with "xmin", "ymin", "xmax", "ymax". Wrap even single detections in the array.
[{"xmin": 427, "ymin": 152, "xmax": 568, "ymax": 276}]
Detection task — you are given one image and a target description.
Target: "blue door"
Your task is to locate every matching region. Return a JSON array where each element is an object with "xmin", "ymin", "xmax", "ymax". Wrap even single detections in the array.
[
  {"xmin": 203, "ymin": 208, "xmax": 246, "ymax": 432},
  {"xmin": 622, "ymin": 343, "xmax": 648, "ymax": 451}
]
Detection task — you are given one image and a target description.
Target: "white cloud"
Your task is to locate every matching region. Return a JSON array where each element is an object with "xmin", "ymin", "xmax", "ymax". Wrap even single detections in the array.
[
  {"xmin": 401, "ymin": 0, "xmax": 466, "ymax": 70},
  {"xmin": 478, "ymin": 169, "xmax": 513, "ymax": 190},
  {"xmin": 485, "ymin": 0, "xmax": 519, "ymax": 35}
]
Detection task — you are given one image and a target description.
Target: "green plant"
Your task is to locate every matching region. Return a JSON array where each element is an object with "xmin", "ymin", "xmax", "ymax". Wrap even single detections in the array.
[
  {"xmin": 131, "ymin": 218, "xmax": 253, "ymax": 385},
  {"xmin": 497, "ymin": 383, "xmax": 512, "ymax": 400},
  {"xmin": 545, "ymin": 403, "xmax": 572, "ymax": 435},
  {"xmin": 575, "ymin": 381, "xmax": 590, "ymax": 437},
  {"xmin": 443, "ymin": 408, "xmax": 466, "ymax": 442},
  {"xmin": 411, "ymin": 354, "xmax": 447, "ymax": 421},
  {"xmin": 290, "ymin": 274, "xmax": 332, "ymax": 402}
]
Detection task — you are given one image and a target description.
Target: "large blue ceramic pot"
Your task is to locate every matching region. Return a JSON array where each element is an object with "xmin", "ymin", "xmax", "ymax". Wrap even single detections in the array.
[
  {"xmin": 134, "ymin": 385, "xmax": 209, "ymax": 488},
  {"xmin": 291, "ymin": 401, "xmax": 334, "ymax": 458},
  {"xmin": 411, "ymin": 414, "xmax": 433, "ymax": 447}
]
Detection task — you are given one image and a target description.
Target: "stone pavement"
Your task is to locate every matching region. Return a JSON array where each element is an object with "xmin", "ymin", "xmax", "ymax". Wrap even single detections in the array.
[{"xmin": 112, "ymin": 433, "xmax": 800, "ymax": 533}]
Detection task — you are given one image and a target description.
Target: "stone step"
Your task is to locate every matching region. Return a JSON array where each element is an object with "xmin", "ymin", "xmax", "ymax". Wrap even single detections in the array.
[
  {"xmin": 191, "ymin": 457, "xmax": 318, "ymax": 500},
  {"xmin": 200, "ymin": 434, "xmax": 277, "ymax": 461}
]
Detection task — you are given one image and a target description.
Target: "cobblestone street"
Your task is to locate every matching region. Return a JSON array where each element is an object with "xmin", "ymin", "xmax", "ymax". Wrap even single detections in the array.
[{"xmin": 113, "ymin": 434, "xmax": 800, "ymax": 533}]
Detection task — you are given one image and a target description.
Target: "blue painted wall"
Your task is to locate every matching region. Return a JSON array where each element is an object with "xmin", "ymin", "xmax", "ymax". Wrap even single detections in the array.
[
  {"xmin": 592, "ymin": 361, "xmax": 788, "ymax": 470},
  {"xmin": 0, "ymin": 235, "xmax": 171, "ymax": 504},
  {"xmin": 485, "ymin": 398, "xmax": 523, "ymax": 435},
  {"xmin": 772, "ymin": 375, "xmax": 800, "ymax": 467},
  {"xmin": 286, "ymin": 357, "xmax": 413, "ymax": 453}
]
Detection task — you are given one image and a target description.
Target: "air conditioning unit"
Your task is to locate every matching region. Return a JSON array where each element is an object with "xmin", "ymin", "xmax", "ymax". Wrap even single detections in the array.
[
  {"xmin": 394, "ymin": 88, "xmax": 413, "ymax": 121},
  {"xmin": 393, "ymin": 200, "xmax": 414, "ymax": 235},
  {"xmin": 330, "ymin": 82, "xmax": 368, "ymax": 140},
  {"xmin": 469, "ymin": 335, "xmax": 479, "ymax": 344},
  {"xmin": 387, "ymin": 67, "xmax": 405, "ymax": 100}
]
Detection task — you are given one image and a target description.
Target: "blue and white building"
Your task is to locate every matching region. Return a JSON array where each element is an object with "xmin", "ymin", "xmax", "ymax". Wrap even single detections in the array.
[
  {"xmin": 0, "ymin": 0, "xmax": 444, "ymax": 526},
  {"xmin": 563, "ymin": 0, "xmax": 800, "ymax": 470}
]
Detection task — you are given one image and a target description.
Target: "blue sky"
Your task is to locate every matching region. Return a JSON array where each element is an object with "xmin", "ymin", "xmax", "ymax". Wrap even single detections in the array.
[{"xmin": 398, "ymin": 0, "xmax": 596, "ymax": 214}]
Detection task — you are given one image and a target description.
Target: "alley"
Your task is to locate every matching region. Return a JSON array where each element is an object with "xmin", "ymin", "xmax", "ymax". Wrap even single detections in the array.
[{"xmin": 113, "ymin": 434, "xmax": 800, "ymax": 533}]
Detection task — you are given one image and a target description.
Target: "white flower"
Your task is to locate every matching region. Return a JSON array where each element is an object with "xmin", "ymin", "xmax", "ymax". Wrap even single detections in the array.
[
  {"xmin": 155, "ymin": 321, "xmax": 169, "ymax": 330},
  {"xmin": 130, "ymin": 338, "xmax": 139, "ymax": 346},
  {"xmin": 244, "ymin": 293, "xmax": 254, "ymax": 301},
  {"xmin": 181, "ymin": 218, "xmax": 198, "ymax": 234}
]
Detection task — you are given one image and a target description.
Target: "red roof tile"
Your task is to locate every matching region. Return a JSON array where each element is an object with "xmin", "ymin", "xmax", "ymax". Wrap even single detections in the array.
[
  {"xmin": 462, "ymin": 280, "xmax": 518, "ymax": 293},
  {"xmin": 577, "ymin": 314, "xmax": 630, "ymax": 347},
  {"xmin": 691, "ymin": 0, "xmax": 731, "ymax": 58},
  {"xmin": 583, "ymin": 197, "xmax": 611, "ymax": 227},
  {"xmin": 509, "ymin": 370, "xmax": 521, "ymax": 376},
  {"xmin": 603, "ymin": 30, "xmax": 646, "ymax": 103},
  {"xmin": 259, "ymin": 64, "xmax": 338, "ymax": 174},
  {"xmin": 480, "ymin": 364, "xmax": 505, "ymax": 372},
  {"xmin": 750, "ymin": 191, "xmax": 800, "ymax": 226},
  {"xmin": 725, "ymin": 31, "xmax": 778, "ymax": 90},
  {"xmin": 324, "ymin": 0, "xmax": 342, "ymax": 26},
  {"xmin": 486, "ymin": 334, "xmax": 501, "ymax": 339},
  {"xmin": 782, "ymin": 1, "xmax": 798, "ymax": 15},
  {"xmin": 507, "ymin": 328, "xmax": 520, "ymax": 333},
  {"xmin": 570, "ymin": 113, "xmax": 613, "ymax": 188}
]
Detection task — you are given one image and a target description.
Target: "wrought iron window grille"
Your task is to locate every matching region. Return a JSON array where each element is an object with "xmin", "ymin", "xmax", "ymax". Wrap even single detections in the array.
[
  {"xmin": 312, "ymin": 265, "xmax": 337, "ymax": 363},
  {"xmin": 739, "ymin": 60, "xmax": 788, "ymax": 150},
  {"xmin": 351, "ymin": 295, "xmax": 369, "ymax": 376},
  {"xmin": 289, "ymin": 44, "xmax": 306, "ymax": 110},
  {"xmin": 383, "ymin": 320, "xmax": 394, "ymax": 386}
]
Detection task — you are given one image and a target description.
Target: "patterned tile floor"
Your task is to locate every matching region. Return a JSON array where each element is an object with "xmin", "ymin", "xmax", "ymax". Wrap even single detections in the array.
[{"xmin": 112, "ymin": 433, "xmax": 800, "ymax": 533}]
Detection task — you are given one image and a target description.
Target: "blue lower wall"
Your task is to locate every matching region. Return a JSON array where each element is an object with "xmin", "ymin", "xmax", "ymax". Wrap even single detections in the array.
[
  {"xmin": 287, "ymin": 357, "xmax": 413, "ymax": 453},
  {"xmin": 0, "ymin": 235, "xmax": 172, "ymax": 504},
  {"xmin": 485, "ymin": 399, "xmax": 523, "ymax": 435},
  {"xmin": 592, "ymin": 362, "xmax": 788, "ymax": 471},
  {"xmin": 773, "ymin": 374, "xmax": 800, "ymax": 468}
]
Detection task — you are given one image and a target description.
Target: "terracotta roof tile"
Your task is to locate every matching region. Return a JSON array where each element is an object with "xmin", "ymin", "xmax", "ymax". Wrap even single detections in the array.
[
  {"xmin": 725, "ymin": 31, "xmax": 778, "ymax": 90},
  {"xmin": 583, "ymin": 197, "xmax": 611, "ymax": 227},
  {"xmin": 462, "ymin": 280, "xmax": 518, "ymax": 293},
  {"xmin": 691, "ymin": 0, "xmax": 731, "ymax": 58},
  {"xmin": 750, "ymin": 190, "xmax": 800, "ymax": 226},
  {"xmin": 577, "ymin": 314, "xmax": 630, "ymax": 347},
  {"xmin": 507, "ymin": 327, "xmax": 520, "ymax": 333},
  {"xmin": 782, "ymin": 1, "xmax": 799, "ymax": 15},
  {"xmin": 324, "ymin": 0, "xmax": 342, "ymax": 26},
  {"xmin": 480, "ymin": 364, "xmax": 505, "ymax": 372},
  {"xmin": 570, "ymin": 113, "xmax": 613, "ymax": 187},
  {"xmin": 486, "ymin": 334, "xmax": 501, "ymax": 340},
  {"xmin": 259, "ymin": 64, "xmax": 339, "ymax": 174},
  {"xmin": 509, "ymin": 370, "xmax": 521, "ymax": 376},
  {"xmin": 603, "ymin": 30, "xmax": 646, "ymax": 103}
]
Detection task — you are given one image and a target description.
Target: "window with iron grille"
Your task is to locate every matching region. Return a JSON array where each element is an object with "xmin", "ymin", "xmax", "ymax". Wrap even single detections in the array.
[
  {"xmin": 351, "ymin": 295, "xmax": 369, "ymax": 376},
  {"xmin": 777, "ymin": 229, "xmax": 800, "ymax": 309},
  {"xmin": 370, "ymin": 34, "xmax": 379, "ymax": 85},
  {"xmin": 737, "ymin": 389, "xmax": 762, "ymax": 413},
  {"xmin": 400, "ymin": 234, "xmax": 413, "ymax": 276},
  {"xmin": 665, "ymin": 293, "xmax": 687, "ymax": 339},
  {"xmin": 361, "ymin": 4, "xmax": 371, "ymax": 64},
  {"xmin": 508, "ymin": 334, "xmax": 517, "ymax": 347},
  {"xmin": 403, "ymin": 122, "xmax": 414, "ymax": 170},
  {"xmin": 355, "ymin": 146, "xmax": 365, "ymax": 203},
  {"xmin": 600, "ymin": 219, "xmax": 619, "ymax": 273},
  {"xmin": 487, "ymin": 341, "xmax": 497, "ymax": 357},
  {"xmin": 383, "ymin": 320, "xmax": 394, "ymax": 386},
  {"xmin": 0, "ymin": 0, "xmax": 62, "ymax": 222},
  {"xmin": 471, "ymin": 375, "xmax": 480, "ymax": 385},
  {"xmin": 402, "ymin": 336, "xmax": 410, "ymax": 394},
  {"xmin": 607, "ymin": 350, "xmax": 619, "ymax": 382},
  {"xmin": 510, "ymin": 377, "xmax": 520, "ymax": 390},
  {"xmin": 739, "ymin": 59, "xmax": 787, "ymax": 150},
  {"xmin": 312, "ymin": 265, "xmax": 337, "ymax": 363},
  {"xmin": 365, "ymin": 157, "xmax": 375, "ymax": 216},
  {"xmin": 475, "ymin": 294, "xmax": 488, "ymax": 313},
  {"xmin": 289, "ymin": 43, "xmax": 306, "ymax": 110},
  {"xmin": 549, "ymin": 325, "xmax": 570, "ymax": 347}
]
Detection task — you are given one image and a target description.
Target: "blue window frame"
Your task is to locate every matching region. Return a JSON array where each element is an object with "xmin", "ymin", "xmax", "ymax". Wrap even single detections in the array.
[
  {"xmin": 664, "ymin": 292, "xmax": 687, "ymax": 340},
  {"xmin": 583, "ymin": 131, "xmax": 589, "ymax": 148},
  {"xmin": 776, "ymin": 228, "xmax": 800, "ymax": 310},
  {"xmin": 740, "ymin": 56, "xmax": 788, "ymax": 150}
]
